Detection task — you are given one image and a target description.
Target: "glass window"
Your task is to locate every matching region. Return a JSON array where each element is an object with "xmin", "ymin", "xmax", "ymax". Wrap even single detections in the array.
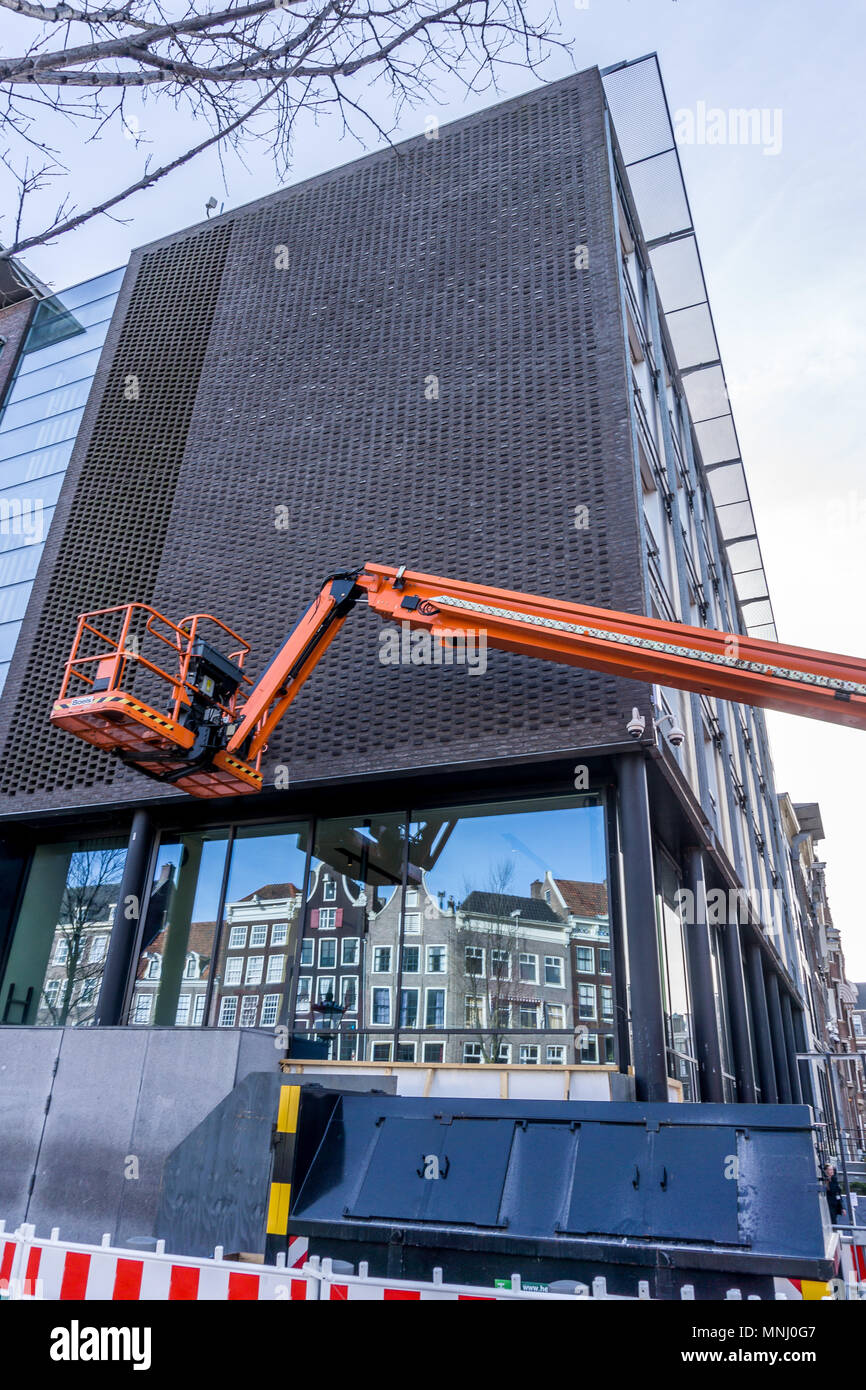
[
  {"xmin": 463, "ymin": 1043, "xmax": 483, "ymax": 1063},
  {"xmin": 240, "ymin": 995, "xmax": 259, "ymax": 1028},
  {"xmin": 547, "ymin": 1045, "xmax": 566, "ymax": 1064},
  {"xmin": 399, "ymin": 988, "xmax": 419, "ymax": 1027},
  {"xmin": 579, "ymin": 1034, "xmax": 599, "ymax": 1063},
  {"xmin": 423, "ymin": 1042, "xmax": 444, "ymax": 1063},
  {"xmin": 371, "ymin": 1043, "xmax": 392, "ymax": 1062},
  {"xmin": 601, "ymin": 985, "xmax": 614, "ymax": 1021},
  {"xmin": 546, "ymin": 1004, "xmax": 565, "ymax": 1029},
  {"xmin": 1, "ymin": 838, "xmax": 127, "ymax": 1027},
  {"xmin": 317, "ymin": 976, "xmax": 335, "ymax": 1002},
  {"xmin": 175, "ymin": 994, "xmax": 191, "ymax": 1026},
  {"xmin": 218, "ymin": 997, "xmax": 237, "ymax": 1028},
  {"xmin": 271, "ymin": 922, "xmax": 288, "ymax": 947},
  {"xmin": 465, "ymin": 946, "xmax": 484, "ymax": 976},
  {"xmin": 599, "ymin": 947, "xmax": 612, "ymax": 974},
  {"xmin": 425, "ymin": 989, "xmax": 446, "ymax": 1028},
  {"xmin": 132, "ymin": 994, "xmax": 152, "ymax": 1026},
  {"xmin": 518, "ymin": 954, "xmax": 537, "ymax": 983},
  {"xmin": 341, "ymin": 938, "xmax": 359, "ymax": 966},
  {"xmin": 404, "ymin": 912, "xmax": 421, "ymax": 934},
  {"xmin": 261, "ymin": 994, "xmax": 281, "ymax": 1027},
  {"xmin": 603, "ymin": 1034, "xmax": 615, "ymax": 1064},
  {"xmin": 576, "ymin": 945, "xmax": 595, "ymax": 973},
  {"xmin": 402, "ymin": 945, "xmax": 420, "ymax": 973},
  {"xmin": 299, "ymin": 939, "xmax": 314, "ymax": 967},
  {"xmin": 296, "ymin": 814, "xmax": 405, "ymax": 1059},
  {"xmin": 578, "ymin": 984, "xmax": 596, "ymax": 1019},
  {"xmin": 224, "ymin": 957, "xmax": 243, "ymax": 986},
  {"xmin": 396, "ymin": 1042, "xmax": 416, "ymax": 1062},
  {"xmin": 518, "ymin": 1004, "xmax": 538, "ymax": 1028},
  {"xmin": 465, "ymin": 997, "xmax": 484, "ymax": 1027},
  {"xmin": 406, "ymin": 890, "xmax": 419, "ymax": 907},
  {"xmin": 266, "ymin": 955, "xmax": 284, "ymax": 983},
  {"xmin": 519, "ymin": 1045, "xmax": 539, "ymax": 1065},
  {"xmin": 426, "ymin": 946, "xmax": 446, "ymax": 973},
  {"xmin": 296, "ymin": 978, "xmax": 311, "ymax": 1013},
  {"xmin": 655, "ymin": 854, "xmax": 698, "ymax": 1100},
  {"xmin": 490, "ymin": 949, "xmax": 510, "ymax": 979},
  {"xmin": 372, "ymin": 987, "xmax": 391, "ymax": 1025},
  {"xmin": 128, "ymin": 830, "xmax": 230, "ymax": 1028},
  {"xmin": 229, "ymin": 926, "xmax": 247, "ymax": 949},
  {"xmin": 340, "ymin": 976, "xmax": 358, "ymax": 1012},
  {"xmin": 318, "ymin": 938, "xmax": 337, "ymax": 969},
  {"xmin": 212, "ymin": 825, "xmax": 306, "ymax": 1029},
  {"xmin": 544, "ymin": 956, "xmax": 563, "ymax": 986}
]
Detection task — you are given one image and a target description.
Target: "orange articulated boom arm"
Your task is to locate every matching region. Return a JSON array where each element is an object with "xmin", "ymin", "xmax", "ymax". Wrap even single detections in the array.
[
  {"xmin": 227, "ymin": 561, "xmax": 866, "ymax": 764},
  {"xmin": 353, "ymin": 563, "xmax": 866, "ymax": 731},
  {"xmin": 50, "ymin": 561, "xmax": 866, "ymax": 802}
]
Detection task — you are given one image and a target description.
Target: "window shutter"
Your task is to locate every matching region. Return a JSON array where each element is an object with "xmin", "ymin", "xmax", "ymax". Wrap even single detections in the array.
[
  {"xmin": 309, "ymin": 909, "xmax": 319, "ymax": 930},
  {"xmin": 335, "ymin": 908, "xmax": 343, "ymax": 929}
]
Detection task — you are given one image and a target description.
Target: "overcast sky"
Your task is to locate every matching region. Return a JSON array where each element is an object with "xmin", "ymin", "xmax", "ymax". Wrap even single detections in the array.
[{"xmin": 4, "ymin": 0, "xmax": 864, "ymax": 971}]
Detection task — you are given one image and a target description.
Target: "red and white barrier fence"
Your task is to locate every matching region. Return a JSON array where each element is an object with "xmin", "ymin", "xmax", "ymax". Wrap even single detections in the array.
[
  {"xmin": 2, "ymin": 1219, "xmax": 863, "ymax": 1302},
  {"xmin": 0, "ymin": 1223, "xmax": 315, "ymax": 1302}
]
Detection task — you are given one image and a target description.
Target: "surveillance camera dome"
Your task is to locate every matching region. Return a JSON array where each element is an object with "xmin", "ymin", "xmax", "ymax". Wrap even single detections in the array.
[
  {"xmin": 626, "ymin": 707, "xmax": 646, "ymax": 739},
  {"xmin": 668, "ymin": 725, "xmax": 686, "ymax": 747}
]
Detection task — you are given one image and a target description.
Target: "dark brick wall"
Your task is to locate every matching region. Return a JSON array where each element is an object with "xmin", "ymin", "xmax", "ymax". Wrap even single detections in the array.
[{"xmin": 0, "ymin": 67, "xmax": 650, "ymax": 817}]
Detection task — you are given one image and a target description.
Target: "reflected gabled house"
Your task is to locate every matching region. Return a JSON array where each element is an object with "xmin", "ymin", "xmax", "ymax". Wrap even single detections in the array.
[
  {"xmin": 212, "ymin": 882, "xmax": 302, "ymax": 1030},
  {"xmin": 530, "ymin": 874, "xmax": 614, "ymax": 1064},
  {"xmin": 295, "ymin": 865, "xmax": 371, "ymax": 1057},
  {"xmin": 365, "ymin": 879, "xmax": 575, "ymax": 1065},
  {"xmin": 130, "ymin": 919, "xmax": 214, "ymax": 1027}
]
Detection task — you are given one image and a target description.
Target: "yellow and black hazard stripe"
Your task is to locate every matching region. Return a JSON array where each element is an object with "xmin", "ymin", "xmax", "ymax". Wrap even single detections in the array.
[{"xmin": 264, "ymin": 1084, "xmax": 301, "ymax": 1262}]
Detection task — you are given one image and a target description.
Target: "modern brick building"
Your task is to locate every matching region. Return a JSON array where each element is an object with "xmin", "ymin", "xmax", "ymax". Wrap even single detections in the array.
[{"xmin": 0, "ymin": 56, "xmax": 833, "ymax": 1238}]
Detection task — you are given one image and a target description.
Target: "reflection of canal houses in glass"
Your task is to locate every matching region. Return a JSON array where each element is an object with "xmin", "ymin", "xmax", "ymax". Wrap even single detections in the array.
[
  {"xmin": 365, "ymin": 880, "xmax": 577, "ymax": 1064},
  {"xmin": 213, "ymin": 883, "xmax": 302, "ymax": 1030},
  {"xmin": 530, "ymin": 874, "xmax": 613, "ymax": 1064},
  {"xmin": 294, "ymin": 865, "xmax": 371, "ymax": 1057},
  {"xmin": 36, "ymin": 848, "xmax": 125, "ymax": 1026}
]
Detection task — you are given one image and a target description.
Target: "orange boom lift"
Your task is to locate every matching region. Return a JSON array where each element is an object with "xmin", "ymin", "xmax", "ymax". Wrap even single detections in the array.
[{"xmin": 51, "ymin": 562, "xmax": 866, "ymax": 799}]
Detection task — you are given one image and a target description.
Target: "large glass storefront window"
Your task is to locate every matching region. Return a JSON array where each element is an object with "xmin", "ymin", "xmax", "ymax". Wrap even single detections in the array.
[
  {"xmin": 655, "ymin": 852, "xmax": 698, "ymax": 1100},
  {"xmin": 393, "ymin": 796, "xmax": 610, "ymax": 1066},
  {"xmin": 128, "ymin": 829, "xmax": 229, "ymax": 1027},
  {"xmin": 1, "ymin": 838, "xmax": 127, "ymax": 1026},
  {"xmin": 211, "ymin": 825, "xmax": 308, "ymax": 1030},
  {"xmin": 293, "ymin": 814, "xmax": 405, "ymax": 1060}
]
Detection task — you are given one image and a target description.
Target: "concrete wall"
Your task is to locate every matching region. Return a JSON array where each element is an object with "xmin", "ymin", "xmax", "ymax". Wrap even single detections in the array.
[{"xmin": 0, "ymin": 1025, "xmax": 276, "ymax": 1244}]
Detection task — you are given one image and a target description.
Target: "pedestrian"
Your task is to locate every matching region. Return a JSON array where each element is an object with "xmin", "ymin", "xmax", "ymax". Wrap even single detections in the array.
[{"xmin": 823, "ymin": 1164, "xmax": 844, "ymax": 1223}]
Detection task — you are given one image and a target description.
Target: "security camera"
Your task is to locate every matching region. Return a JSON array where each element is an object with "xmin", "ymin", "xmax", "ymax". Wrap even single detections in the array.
[
  {"xmin": 667, "ymin": 725, "xmax": 686, "ymax": 748},
  {"xmin": 626, "ymin": 707, "xmax": 646, "ymax": 739}
]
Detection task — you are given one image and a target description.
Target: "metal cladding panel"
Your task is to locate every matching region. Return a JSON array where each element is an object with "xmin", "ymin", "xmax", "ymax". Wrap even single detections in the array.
[
  {"xmin": 290, "ymin": 1094, "xmax": 827, "ymax": 1267},
  {"xmin": 0, "ymin": 67, "xmax": 649, "ymax": 816}
]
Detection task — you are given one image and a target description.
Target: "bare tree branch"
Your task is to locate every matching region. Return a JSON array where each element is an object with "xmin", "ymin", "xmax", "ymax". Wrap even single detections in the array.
[{"xmin": 0, "ymin": 0, "xmax": 568, "ymax": 259}]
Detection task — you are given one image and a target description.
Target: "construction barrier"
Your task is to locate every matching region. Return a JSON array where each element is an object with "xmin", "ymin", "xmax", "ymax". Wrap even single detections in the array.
[
  {"xmin": 0, "ymin": 1224, "xmax": 317, "ymax": 1302},
  {"xmin": 2, "ymin": 1220, "xmax": 863, "ymax": 1302}
]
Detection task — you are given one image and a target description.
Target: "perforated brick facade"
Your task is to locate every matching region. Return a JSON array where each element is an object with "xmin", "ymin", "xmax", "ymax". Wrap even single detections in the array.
[{"xmin": 0, "ymin": 67, "xmax": 649, "ymax": 816}]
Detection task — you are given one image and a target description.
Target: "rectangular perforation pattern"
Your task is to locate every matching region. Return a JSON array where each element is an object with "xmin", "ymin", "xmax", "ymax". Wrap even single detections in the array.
[
  {"xmin": 0, "ymin": 70, "xmax": 651, "ymax": 814},
  {"xmin": 0, "ymin": 225, "xmax": 233, "ymax": 800}
]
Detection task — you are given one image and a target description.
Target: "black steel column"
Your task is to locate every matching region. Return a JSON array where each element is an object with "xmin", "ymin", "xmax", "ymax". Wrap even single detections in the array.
[
  {"xmin": 616, "ymin": 753, "xmax": 668, "ymax": 1102},
  {"xmin": 764, "ymin": 968, "xmax": 792, "ymax": 1104},
  {"xmin": 95, "ymin": 810, "xmax": 154, "ymax": 1026},
  {"xmin": 721, "ymin": 921, "xmax": 757, "ymax": 1103},
  {"xmin": 780, "ymin": 991, "xmax": 803, "ymax": 1104},
  {"xmin": 684, "ymin": 848, "xmax": 724, "ymax": 1102},
  {"xmin": 745, "ymin": 939, "xmax": 777, "ymax": 1104}
]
